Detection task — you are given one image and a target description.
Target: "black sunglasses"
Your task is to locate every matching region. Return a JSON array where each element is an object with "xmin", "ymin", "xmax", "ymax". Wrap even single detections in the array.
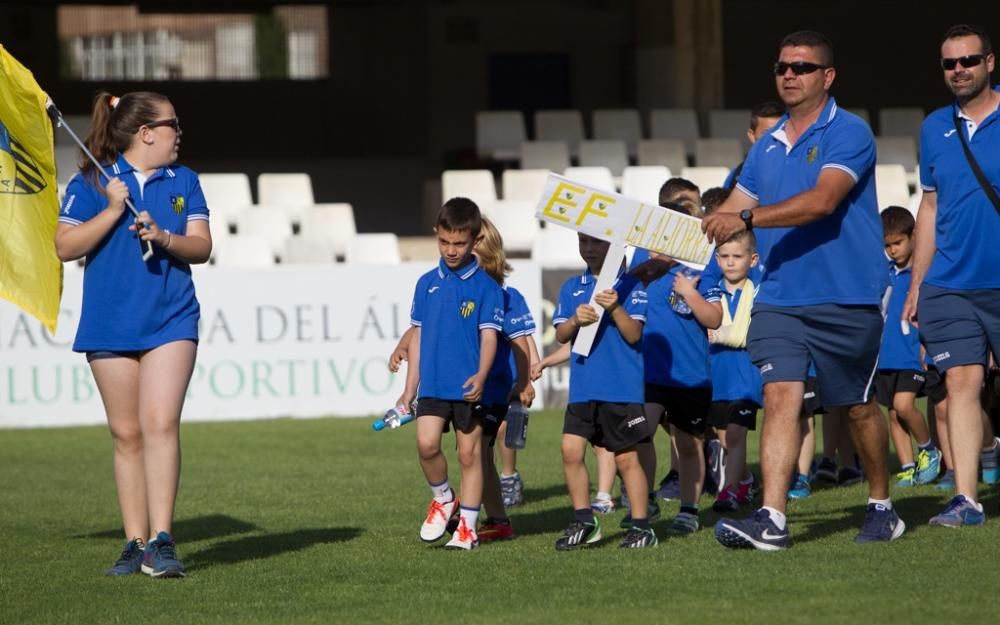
[
  {"xmin": 941, "ymin": 54, "xmax": 985, "ymax": 70},
  {"xmin": 773, "ymin": 61, "xmax": 828, "ymax": 76},
  {"xmin": 144, "ymin": 117, "xmax": 181, "ymax": 132}
]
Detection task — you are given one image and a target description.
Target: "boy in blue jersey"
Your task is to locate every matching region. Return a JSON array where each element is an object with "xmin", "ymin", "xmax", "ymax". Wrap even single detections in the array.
[
  {"xmin": 877, "ymin": 207, "xmax": 942, "ymax": 486},
  {"xmin": 553, "ymin": 233, "xmax": 656, "ymax": 549},
  {"xmin": 904, "ymin": 24, "xmax": 1000, "ymax": 527},
  {"xmin": 675, "ymin": 231, "xmax": 763, "ymax": 514},
  {"xmin": 704, "ymin": 30, "xmax": 903, "ymax": 549},
  {"xmin": 631, "ymin": 199, "xmax": 713, "ymax": 535},
  {"xmin": 396, "ymin": 198, "xmax": 504, "ymax": 550}
]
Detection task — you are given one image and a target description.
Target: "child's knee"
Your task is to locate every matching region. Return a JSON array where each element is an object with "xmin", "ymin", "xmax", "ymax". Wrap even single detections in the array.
[
  {"xmin": 675, "ymin": 432, "xmax": 702, "ymax": 456},
  {"xmin": 416, "ymin": 436, "xmax": 442, "ymax": 461}
]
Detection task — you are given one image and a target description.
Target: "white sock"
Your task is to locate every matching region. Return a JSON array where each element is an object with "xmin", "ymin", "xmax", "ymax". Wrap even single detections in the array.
[
  {"xmin": 459, "ymin": 505, "xmax": 480, "ymax": 532},
  {"xmin": 595, "ymin": 491, "xmax": 612, "ymax": 501},
  {"xmin": 430, "ymin": 479, "xmax": 453, "ymax": 502},
  {"xmin": 868, "ymin": 497, "xmax": 892, "ymax": 509},
  {"xmin": 959, "ymin": 494, "xmax": 984, "ymax": 511},
  {"xmin": 762, "ymin": 506, "xmax": 786, "ymax": 530},
  {"xmin": 500, "ymin": 472, "xmax": 519, "ymax": 479}
]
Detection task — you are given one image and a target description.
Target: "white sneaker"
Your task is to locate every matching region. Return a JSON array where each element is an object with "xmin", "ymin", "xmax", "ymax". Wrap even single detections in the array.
[
  {"xmin": 420, "ymin": 494, "xmax": 459, "ymax": 542},
  {"xmin": 444, "ymin": 517, "xmax": 479, "ymax": 550}
]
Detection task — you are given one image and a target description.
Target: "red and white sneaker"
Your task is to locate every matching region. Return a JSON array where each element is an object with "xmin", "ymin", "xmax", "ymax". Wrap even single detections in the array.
[
  {"xmin": 712, "ymin": 486, "xmax": 739, "ymax": 513},
  {"xmin": 445, "ymin": 517, "xmax": 480, "ymax": 550},
  {"xmin": 477, "ymin": 518, "xmax": 514, "ymax": 542},
  {"xmin": 735, "ymin": 475, "xmax": 759, "ymax": 506},
  {"xmin": 420, "ymin": 494, "xmax": 459, "ymax": 542}
]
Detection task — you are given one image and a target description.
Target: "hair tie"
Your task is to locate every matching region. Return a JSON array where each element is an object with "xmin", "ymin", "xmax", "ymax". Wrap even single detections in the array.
[{"xmin": 109, "ymin": 95, "xmax": 120, "ymax": 109}]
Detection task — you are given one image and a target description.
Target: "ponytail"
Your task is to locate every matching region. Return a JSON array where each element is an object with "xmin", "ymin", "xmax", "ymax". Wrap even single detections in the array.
[{"xmin": 80, "ymin": 90, "xmax": 170, "ymax": 186}]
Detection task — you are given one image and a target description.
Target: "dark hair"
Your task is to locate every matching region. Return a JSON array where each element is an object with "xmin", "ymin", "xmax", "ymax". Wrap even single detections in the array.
[
  {"xmin": 881, "ymin": 206, "xmax": 915, "ymax": 237},
  {"xmin": 779, "ymin": 30, "xmax": 834, "ymax": 66},
  {"xmin": 437, "ymin": 197, "xmax": 483, "ymax": 237},
  {"xmin": 943, "ymin": 24, "xmax": 993, "ymax": 55},
  {"xmin": 750, "ymin": 101, "xmax": 785, "ymax": 132},
  {"xmin": 659, "ymin": 178, "xmax": 701, "ymax": 217},
  {"xmin": 701, "ymin": 187, "xmax": 731, "ymax": 216},
  {"xmin": 720, "ymin": 229, "xmax": 757, "ymax": 255},
  {"xmin": 659, "ymin": 200, "xmax": 691, "ymax": 216},
  {"xmin": 83, "ymin": 91, "xmax": 170, "ymax": 184}
]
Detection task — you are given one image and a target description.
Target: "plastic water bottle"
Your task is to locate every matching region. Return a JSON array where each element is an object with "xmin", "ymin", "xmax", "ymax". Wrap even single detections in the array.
[
  {"xmin": 670, "ymin": 266, "xmax": 699, "ymax": 315},
  {"xmin": 504, "ymin": 401, "xmax": 529, "ymax": 449},
  {"xmin": 372, "ymin": 405, "xmax": 414, "ymax": 431}
]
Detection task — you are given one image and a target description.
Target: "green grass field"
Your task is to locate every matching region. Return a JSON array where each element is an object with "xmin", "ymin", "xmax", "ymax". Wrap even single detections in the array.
[{"xmin": 2, "ymin": 411, "xmax": 998, "ymax": 625}]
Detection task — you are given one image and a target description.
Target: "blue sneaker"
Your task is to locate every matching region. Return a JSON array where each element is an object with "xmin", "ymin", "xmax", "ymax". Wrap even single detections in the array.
[
  {"xmin": 656, "ymin": 470, "xmax": 680, "ymax": 501},
  {"xmin": 981, "ymin": 438, "xmax": 1000, "ymax": 484},
  {"xmin": 935, "ymin": 469, "xmax": 955, "ymax": 491},
  {"xmin": 141, "ymin": 531, "xmax": 186, "ymax": 578},
  {"xmin": 714, "ymin": 509, "xmax": 790, "ymax": 551},
  {"xmin": 854, "ymin": 503, "xmax": 906, "ymax": 543},
  {"xmin": 104, "ymin": 538, "xmax": 144, "ymax": 576},
  {"xmin": 788, "ymin": 473, "xmax": 811, "ymax": 499},
  {"xmin": 590, "ymin": 495, "xmax": 615, "ymax": 515},
  {"xmin": 915, "ymin": 448, "xmax": 942, "ymax": 485},
  {"xmin": 928, "ymin": 495, "xmax": 986, "ymax": 528}
]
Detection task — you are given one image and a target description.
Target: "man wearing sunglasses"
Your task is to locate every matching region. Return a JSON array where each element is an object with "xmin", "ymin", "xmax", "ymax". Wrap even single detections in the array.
[
  {"xmin": 902, "ymin": 24, "xmax": 1000, "ymax": 528},
  {"xmin": 702, "ymin": 30, "xmax": 898, "ymax": 551}
]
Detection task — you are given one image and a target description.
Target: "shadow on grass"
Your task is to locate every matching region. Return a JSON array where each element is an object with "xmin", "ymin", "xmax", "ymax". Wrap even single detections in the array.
[
  {"xmin": 791, "ymin": 495, "xmax": 941, "ymax": 545},
  {"xmin": 186, "ymin": 527, "xmax": 363, "ymax": 569},
  {"xmin": 74, "ymin": 514, "xmax": 261, "ymax": 542},
  {"xmin": 509, "ymin": 506, "xmax": 577, "ymax": 537},
  {"xmin": 520, "ymin": 483, "xmax": 568, "ymax": 505}
]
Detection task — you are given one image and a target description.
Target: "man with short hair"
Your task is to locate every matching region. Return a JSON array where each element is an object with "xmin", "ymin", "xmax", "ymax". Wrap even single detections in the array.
[
  {"xmin": 902, "ymin": 24, "xmax": 1000, "ymax": 528},
  {"xmin": 703, "ymin": 30, "xmax": 901, "ymax": 550}
]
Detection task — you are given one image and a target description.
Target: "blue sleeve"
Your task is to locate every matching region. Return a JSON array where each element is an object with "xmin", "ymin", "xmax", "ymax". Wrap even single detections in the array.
[
  {"xmin": 819, "ymin": 121, "xmax": 875, "ymax": 184},
  {"xmin": 410, "ymin": 274, "xmax": 427, "ymax": 327},
  {"xmin": 623, "ymin": 278, "xmax": 648, "ymax": 321},
  {"xmin": 504, "ymin": 288, "xmax": 535, "ymax": 338},
  {"xmin": 918, "ymin": 118, "xmax": 936, "ymax": 192},
  {"xmin": 58, "ymin": 173, "xmax": 102, "ymax": 227},
  {"xmin": 553, "ymin": 278, "xmax": 575, "ymax": 326},
  {"xmin": 628, "ymin": 247, "xmax": 650, "ymax": 271},
  {"xmin": 698, "ymin": 257, "xmax": 723, "ymax": 302},
  {"xmin": 735, "ymin": 140, "xmax": 762, "ymax": 201},
  {"xmin": 186, "ymin": 174, "xmax": 209, "ymax": 223},
  {"xmin": 478, "ymin": 282, "xmax": 503, "ymax": 332}
]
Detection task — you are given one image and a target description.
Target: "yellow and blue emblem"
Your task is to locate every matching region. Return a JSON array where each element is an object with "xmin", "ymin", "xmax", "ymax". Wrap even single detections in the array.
[
  {"xmin": 806, "ymin": 145, "xmax": 819, "ymax": 164},
  {"xmin": 170, "ymin": 194, "xmax": 185, "ymax": 214},
  {"xmin": 460, "ymin": 300, "xmax": 476, "ymax": 318},
  {"xmin": 0, "ymin": 119, "xmax": 46, "ymax": 195}
]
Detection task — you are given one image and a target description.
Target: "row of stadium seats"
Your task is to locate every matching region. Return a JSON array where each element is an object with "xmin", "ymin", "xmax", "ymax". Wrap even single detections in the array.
[{"xmin": 476, "ymin": 108, "xmax": 927, "ymax": 162}]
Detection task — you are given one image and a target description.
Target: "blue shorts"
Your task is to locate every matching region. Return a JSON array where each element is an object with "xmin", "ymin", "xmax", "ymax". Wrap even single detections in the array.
[
  {"xmin": 918, "ymin": 284, "xmax": 1000, "ymax": 373},
  {"xmin": 748, "ymin": 303, "xmax": 882, "ymax": 407}
]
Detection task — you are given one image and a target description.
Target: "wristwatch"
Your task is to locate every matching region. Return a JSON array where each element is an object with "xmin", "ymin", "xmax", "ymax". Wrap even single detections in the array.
[{"xmin": 739, "ymin": 209, "xmax": 754, "ymax": 232}]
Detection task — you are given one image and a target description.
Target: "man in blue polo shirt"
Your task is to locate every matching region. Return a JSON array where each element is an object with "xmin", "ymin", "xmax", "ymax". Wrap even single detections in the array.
[
  {"xmin": 902, "ymin": 24, "xmax": 1000, "ymax": 528},
  {"xmin": 702, "ymin": 30, "xmax": 902, "ymax": 550}
]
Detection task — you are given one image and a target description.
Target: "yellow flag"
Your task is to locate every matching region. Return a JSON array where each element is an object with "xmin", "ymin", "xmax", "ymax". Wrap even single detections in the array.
[{"xmin": 0, "ymin": 44, "xmax": 62, "ymax": 333}]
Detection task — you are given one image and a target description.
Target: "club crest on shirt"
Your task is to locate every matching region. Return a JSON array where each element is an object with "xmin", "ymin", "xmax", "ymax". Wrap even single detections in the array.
[
  {"xmin": 460, "ymin": 300, "xmax": 476, "ymax": 318},
  {"xmin": 806, "ymin": 145, "xmax": 819, "ymax": 164},
  {"xmin": 170, "ymin": 194, "xmax": 185, "ymax": 214}
]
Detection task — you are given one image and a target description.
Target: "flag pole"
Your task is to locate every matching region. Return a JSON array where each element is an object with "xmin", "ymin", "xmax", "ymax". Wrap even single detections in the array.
[{"xmin": 45, "ymin": 98, "xmax": 154, "ymax": 261}]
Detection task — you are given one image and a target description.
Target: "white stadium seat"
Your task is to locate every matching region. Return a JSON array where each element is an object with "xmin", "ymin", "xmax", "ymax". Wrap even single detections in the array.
[
  {"xmin": 694, "ymin": 138, "xmax": 743, "ymax": 169},
  {"xmin": 282, "ymin": 236, "xmax": 336, "ymax": 264},
  {"xmin": 649, "ymin": 108, "xmax": 699, "ymax": 157},
  {"xmin": 300, "ymin": 203, "xmax": 357, "ymax": 259},
  {"xmin": 593, "ymin": 109, "xmax": 642, "ymax": 157},
  {"xmin": 875, "ymin": 164, "xmax": 911, "ymax": 211},
  {"xmin": 257, "ymin": 173, "xmax": 315, "ymax": 224},
  {"xmin": 236, "ymin": 207, "xmax": 294, "ymax": 257},
  {"xmin": 475, "ymin": 111, "xmax": 526, "ymax": 161},
  {"xmin": 485, "ymin": 200, "xmax": 539, "ymax": 254},
  {"xmin": 441, "ymin": 169, "xmax": 497, "ymax": 208},
  {"xmin": 708, "ymin": 109, "xmax": 752, "ymax": 151},
  {"xmin": 531, "ymin": 223, "xmax": 583, "ymax": 269},
  {"xmin": 345, "ymin": 233, "xmax": 401, "ymax": 265},
  {"xmin": 200, "ymin": 173, "xmax": 254, "ymax": 229},
  {"xmin": 878, "ymin": 107, "xmax": 924, "ymax": 143},
  {"xmin": 213, "ymin": 235, "xmax": 276, "ymax": 268},
  {"xmin": 579, "ymin": 140, "xmax": 629, "ymax": 177},
  {"xmin": 563, "ymin": 166, "xmax": 616, "ymax": 193},
  {"xmin": 519, "ymin": 141, "xmax": 570, "ymax": 173},
  {"xmin": 535, "ymin": 110, "xmax": 585, "ymax": 157},
  {"xmin": 637, "ymin": 139, "xmax": 685, "ymax": 174},
  {"xmin": 680, "ymin": 166, "xmax": 730, "ymax": 192},
  {"xmin": 621, "ymin": 166, "xmax": 670, "ymax": 204},
  {"xmin": 502, "ymin": 169, "xmax": 550, "ymax": 203}
]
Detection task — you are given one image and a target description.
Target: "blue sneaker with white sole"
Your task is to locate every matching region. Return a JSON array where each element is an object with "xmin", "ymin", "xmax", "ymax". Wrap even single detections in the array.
[
  {"xmin": 141, "ymin": 531, "xmax": 186, "ymax": 578},
  {"xmin": 929, "ymin": 495, "xmax": 986, "ymax": 528},
  {"xmin": 788, "ymin": 473, "xmax": 811, "ymax": 499},
  {"xmin": 935, "ymin": 469, "xmax": 955, "ymax": 491},
  {"xmin": 981, "ymin": 439, "xmax": 1000, "ymax": 485},
  {"xmin": 915, "ymin": 448, "xmax": 942, "ymax": 485},
  {"xmin": 854, "ymin": 503, "xmax": 906, "ymax": 543},
  {"xmin": 714, "ymin": 508, "xmax": 790, "ymax": 551},
  {"xmin": 104, "ymin": 538, "xmax": 144, "ymax": 576}
]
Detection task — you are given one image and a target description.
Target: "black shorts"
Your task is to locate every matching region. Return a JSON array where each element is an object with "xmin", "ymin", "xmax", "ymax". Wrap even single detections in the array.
[
  {"xmin": 924, "ymin": 366, "xmax": 947, "ymax": 404},
  {"xmin": 708, "ymin": 400, "xmax": 759, "ymax": 429},
  {"xmin": 876, "ymin": 370, "xmax": 926, "ymax": 408},
  {"xmin": 803, "ymin": 377, "xmax": 825, "ymax": 415},
  {"xmin": 644, "ymin": 384, "xmax": 712, "ymax": 436},
  {"xmin": 564, "ymin": 402, "xmax": 649, "ymax": 453},
  {"xmin": 481, "ymin": 404, "xmax": 509, "ymax": 447},
  {"xmin": 416, "ymin": 397, "xmax": 486, "ymax": 434}
]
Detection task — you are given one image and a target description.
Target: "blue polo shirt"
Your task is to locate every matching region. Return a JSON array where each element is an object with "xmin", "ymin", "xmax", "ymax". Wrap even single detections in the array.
[
  {"xmin": 735, "ymin": 97, "xmax": 886, "ymax": 306},
  {"xmin": 642, "ymin": 265, "xmax": 711, "ymax": 388},
  {"xmin": 410, "ymin": 258, "xmax": 504, "ymax": 401},
  {"xmin": 483, "ymin": 285, "xmax": 536, "ymax": 405},
  {"xmin": 919, "ymin": 87, "xmax": 1000, "ymax": 290},
  {"xmin": 59, "ymin": 155, "xmax": 208, "ymax": 352},
  {"xmin": 553, "ymin": 269, "xmax": 647, "ymax": 403},
  {"xmin": 879, "ymin": 263, "xmax": 922, "ymax": 371},
  {"xmin": 707, "ymin": 285, "xmax": 763, "ymax": 405}
]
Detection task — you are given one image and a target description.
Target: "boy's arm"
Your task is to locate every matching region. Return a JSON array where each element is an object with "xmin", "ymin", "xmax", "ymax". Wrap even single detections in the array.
[
  {"xmin": 396, "ymin": 326, "xmax": 420, "ymax": 409},
  {"xmin": 687, "ymin": 290, "xmax": 723, "ymax": 329},
  {"xmin": 511, "ymin": 336, "xmax": 535, "ymax": 407},
  {"xmin": 463, "ymin": 328, "xmax": 498, "ymax": 402},
  {"xmin": 608, "ymin": 305, "xmax": 643, "ymax": 345},
  {"xmin": 532, "ymin": 342, "xmax": 571, "ymax": 380},
  {"xmin": 388, "ymin": 326, "xmax": 415, "ymax": 372}
]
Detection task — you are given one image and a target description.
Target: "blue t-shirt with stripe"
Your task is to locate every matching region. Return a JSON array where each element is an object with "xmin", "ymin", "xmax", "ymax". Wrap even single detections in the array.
[
  {"xmin": 642, "ymin": 265, "xmax": 711, "ymax": 388},
  {"xmin": 879, "ymin": 263, "xmax": 922, "ymax": 371},
  {"xmin": 483, "ymin": 285, "xmax": 536, "ymax": 405}
]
